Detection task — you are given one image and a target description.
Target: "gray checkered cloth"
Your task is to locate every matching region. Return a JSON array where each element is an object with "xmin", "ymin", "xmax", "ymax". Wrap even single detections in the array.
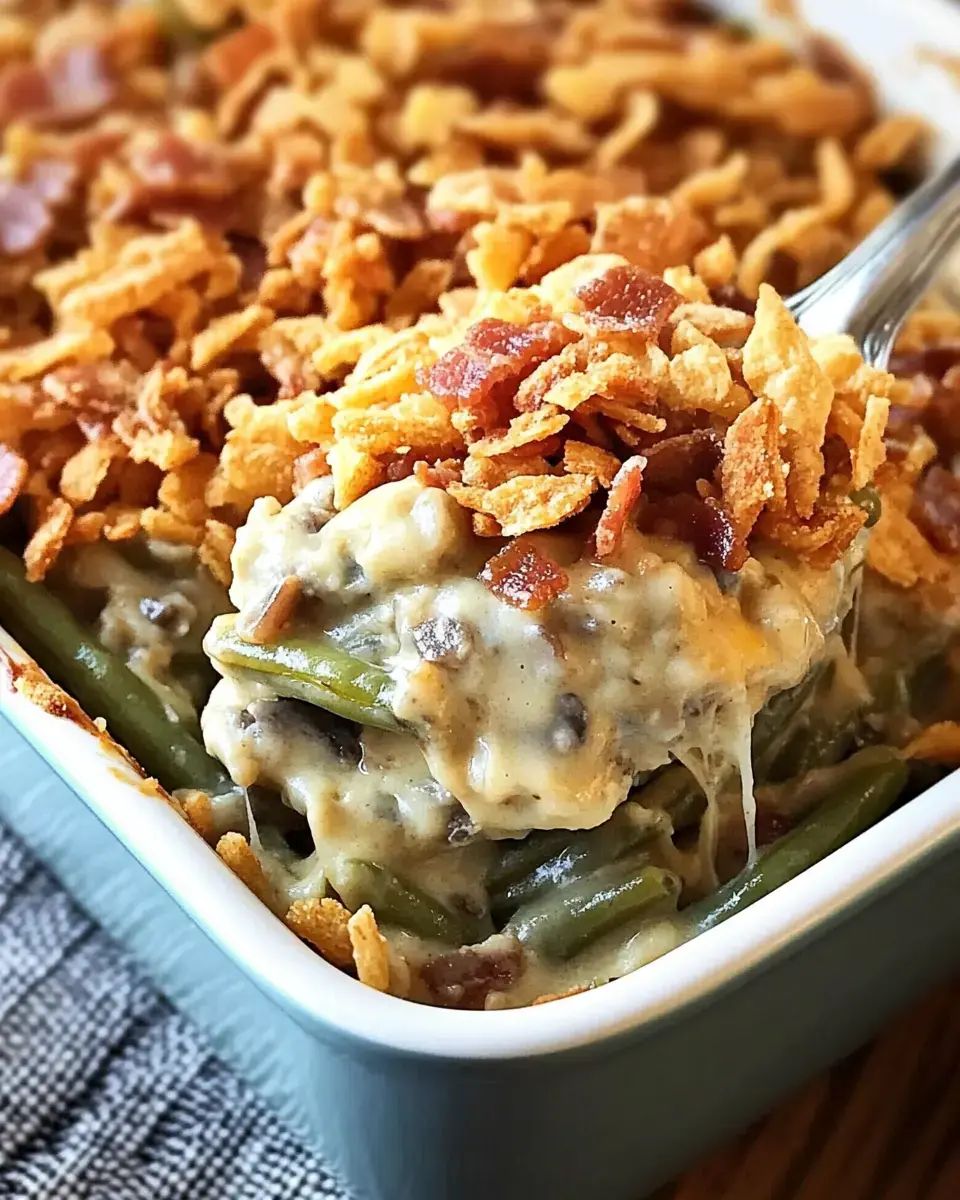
[{"xmin": 0, "ymin": 819, "xmax": 346, "ymax": 1200}]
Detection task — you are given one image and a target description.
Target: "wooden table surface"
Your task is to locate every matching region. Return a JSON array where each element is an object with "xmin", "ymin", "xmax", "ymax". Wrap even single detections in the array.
[{"xmin": 662, "ymin": 979, "xmax": 960, "ymax": 1200}]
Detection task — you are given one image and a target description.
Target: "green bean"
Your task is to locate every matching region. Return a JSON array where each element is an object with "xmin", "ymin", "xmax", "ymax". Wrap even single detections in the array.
[
  {"xmin": 489, "ymin": 803, "xmax": 664, "ymax": 915},
  {"xmin": 205, "ymin": 614, "xmax": 401, "ymax": 731},
  {"xmin": 507, "ymin": 862, "xmax": 680, "ymax": 961},
  {"xmin": 767, "ymin": 714, "xmax": 857, "ymax": 783},
  {"xmin": 751, "ymin": 667, "xmax": 826, "ymax": 779},
  {"xmin": 485, "ymin": 829, "xmax": 578, "ymax": 895},
  {"xmin": 850, "ymin": 485, "xmax": 882, "ymax": 528},
  {"xmin": 634, "ymin": 763, "xmax": 710, "ymax": 832},
  {"xmin": 686, "ymin": 746, "xmax": 907, "ymax": 936},
  {"xmin": 0, "ymin": 546, "xmax": 231, "ymax": 795},
  {"xmin": 330, "ymin": 859, "xmax": 489, "ymax": 946}
]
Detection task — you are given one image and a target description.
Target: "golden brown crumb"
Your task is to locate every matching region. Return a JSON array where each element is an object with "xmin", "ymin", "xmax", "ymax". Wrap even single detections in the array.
[
  {"xmin": 348, "ymin": 904, "xmax": 391, "ymax": 992},
  {"xmin": 178, "ymin": 789, "xmax": 216, "ymax": 843},
  {"xmin": 286, "ymin": 897, "xmax": 355, "ymax": 970},
  {"xmin": 215, "ymin": 832, "xmax": 276, "ymax": 909},
  {"xmin": 0, "ymin": 0, "xmax": 922, "ymax": 580}
]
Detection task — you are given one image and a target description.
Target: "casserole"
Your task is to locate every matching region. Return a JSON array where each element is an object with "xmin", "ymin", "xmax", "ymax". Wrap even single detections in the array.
[{"xmin": 4, "ymin": 0, "xmax": 960, "ymax": 1197}]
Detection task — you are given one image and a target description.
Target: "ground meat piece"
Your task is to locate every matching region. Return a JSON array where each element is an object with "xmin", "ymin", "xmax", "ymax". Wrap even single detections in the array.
[
  {"xmin": 412, "ymin": 616, "xmax": 473, "ymax": 664},
  {"xmin": 246, "ymin": 699, "xmax": 362, "ymax": 767},
  {"xmin": 910, "ymin": 465, "xmax": 960, "ymax": 556},
  {"xmin": 548, "ymin": 693, "xmax": 588, "ymax": 753},
  {"xmin": 419, "ymin": 944, "xmax": 524, "ymax": 1009}
]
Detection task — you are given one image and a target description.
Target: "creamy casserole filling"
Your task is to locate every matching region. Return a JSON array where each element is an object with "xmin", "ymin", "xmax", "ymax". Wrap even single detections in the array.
[{"xmin": 193, "ymin": 475, "xmax": 865, "ymax": 1000}]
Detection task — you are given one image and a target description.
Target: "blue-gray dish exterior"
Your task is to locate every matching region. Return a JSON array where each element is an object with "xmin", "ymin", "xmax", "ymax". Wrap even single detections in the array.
[{"xmin": 2, "ymin": 713, "xmax": 960, "ymax": 1200}]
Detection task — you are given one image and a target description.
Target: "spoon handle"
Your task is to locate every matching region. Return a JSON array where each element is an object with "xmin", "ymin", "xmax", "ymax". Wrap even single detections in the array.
[{"xmin": 787, "ymin": 156, "xmax": 960, "ymax": 366}]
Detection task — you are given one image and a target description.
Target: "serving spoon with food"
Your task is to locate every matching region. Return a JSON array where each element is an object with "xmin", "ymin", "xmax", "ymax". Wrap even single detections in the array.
[{"xmin": 788, "ymin": 155, "xmax": 960, "ymax": 363}]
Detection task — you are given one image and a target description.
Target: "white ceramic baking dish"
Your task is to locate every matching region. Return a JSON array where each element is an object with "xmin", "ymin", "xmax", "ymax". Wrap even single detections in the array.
[{"xmin": 4, "ymin": 3, "xmax": 960, "ymax": 1198}]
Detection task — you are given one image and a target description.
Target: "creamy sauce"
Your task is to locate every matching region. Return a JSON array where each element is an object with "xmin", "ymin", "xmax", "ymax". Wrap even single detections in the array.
[
  {"xmin": 65, "ymin": 541, "xmax": 228, "ymax": 726},
  {"xmin": 200, "ymin": 476, "xmax": 863, "ymax": 1003}
]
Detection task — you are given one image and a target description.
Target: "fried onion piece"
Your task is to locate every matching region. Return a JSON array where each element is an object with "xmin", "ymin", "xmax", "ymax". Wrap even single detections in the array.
[
  {"xmin": 742, "ymin": 284, "xmax": 834, "ymax": 517},
  {"xmin": 0, "ymin": 443, "xmax": 27, "ymax": 516},
  {"xmin": 721, "ymin": 397, "xmax": 785, "ymax": 538},
  {"xmin": 904, "ymin": 722, "xmax": 960, "ymax": 765},
  {"xmin": 348, "ymin": 904, "xmax": 391, "ymax": 993},
  {"xmin": 216, "ymin": 832, "xmax": 277, "ymax": 910},
  {"xmin": 286, "ymin": 897, "xmax": 355, "ymax": 969},
  {"xmin": 449, "ymin": 472, "xmax": 595, "ymax": 536}
]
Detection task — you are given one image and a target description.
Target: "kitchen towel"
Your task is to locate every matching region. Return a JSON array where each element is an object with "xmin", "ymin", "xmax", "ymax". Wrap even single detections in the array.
[{"xmin": 0, "ymin": 819, "xmax": 345, "ymax": 1200}]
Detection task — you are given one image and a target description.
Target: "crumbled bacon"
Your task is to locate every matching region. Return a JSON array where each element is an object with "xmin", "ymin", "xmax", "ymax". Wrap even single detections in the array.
[
  {"xmin": 574, "ymin": 265, "xmax": 680, "ymax": 339},
  {"xmin": 595, "ymin": 455, "xmax": 644, "ymax": 558},
  {"xmin": 0, "ymin": 444, "xmax": 27, "ymax": 516},
  {"xmin": 889, "ymin": 344, "xmax": 960, "ymax": 382},
  {"xmin": 200, "ymin": 23, "xmax": 278, "ymax": 91},
  {"xmin": 419, "ymin": 945, "xmax": 524, "ymax": 1010},
  {"xmin": 0, "ymin": 159, "xmax": 78, "ymax": 256},
  {"xmin": 910, "ymin": 465, "xmax": 960, "ymax": 556},
  {"xmin": 918, "ymin": 378, "xmax": 960, "ymax": 461},
  {"xmin": 639, "ymin": 493, "xmax": 748, "ymax": 571},
  {"xmin": 710, "ymin": 284, "xmax": 757, "ymax": 315},
  {"xmin": 133, "ymin": 134, "xmax": 236, "ymax": 198},
  {"xmin": 642, "ymin": 429, "xmax": 723, "ymax": 493},
  {"xmin": 480, "ymin": 537, "xmax": 569, "ymax": 610},
  {"xmin": 0, "ymin": 180, "xmax": 52, "ymax": 257},
  {"xmin": 0, "ymin": 45, "xmax": 115, "ymax": 128},
  {"xmin": 111, "ymin": 133, "xmax": 241, "ymax": 224},
  {"xmin": 427, "ymin": 318, "xmax": 574, "ymax": 436}
]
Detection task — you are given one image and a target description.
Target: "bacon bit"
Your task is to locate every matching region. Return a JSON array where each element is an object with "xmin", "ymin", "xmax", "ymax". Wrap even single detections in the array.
[
  {"xmin": 910, "ymin": 465, "xmax": 960, "ymax": 556},
  {"xmin": 30, "ymin": 159, "xmax": 78, "ymax": 206},
  {"xmin": 574, "ymin": 265, "xmax": 680, "ymax": 339},
  {"xmin": 919, "ymin": 380, "xmax": 960, "ymax": 461},
  {"xmin": 0, "ymin": 444, "xmax": 27, "ymax": 516},
  {"xmin": 639, "ymin": 493, "xmax": 748, "ymax": 572},
  {"xmin": 642, "ymin": 429, "xmax": 723, "ymax": 493},
  {"xmin": 426, "ymin": 318, "xmax": 575, "ymax": 437},
  {"xmin": 0, "ymin": 180, "xmax": 52, "ymax": 257},
  {"xmin": 480, "ymin": 537, "xmax": 569, "ymax": 611},
  {"xmin": 419, "ymin": 946, "xmax": 524, "ymax": 1010},
  {"xmin": 111, "ymin": 133, "xmax": 243, "ymax": 225},
  {"xmin": 201, "ymin": 23, "xmax": 278, "ymax": 91},
  {"xmin": 238, "ymin": 575, "xmax": 302, "ymax": 645},
  {"xmin": 0, "ymin": 45, "xmax": 115, "ymax": 128},
  {"xmin": 0, "ymin": 159, "xmax": 77, "ymax": 256},
  {"xmin": 710, "ymin": 284, "xmax": 757, "ymax": 315},
  {"xmin": 889, "ymin": 344, "xmax": 960, "ymax": 382},
  {"xmin": 595, "ymin": 455, "xmax": 645, "ymax": 558}
]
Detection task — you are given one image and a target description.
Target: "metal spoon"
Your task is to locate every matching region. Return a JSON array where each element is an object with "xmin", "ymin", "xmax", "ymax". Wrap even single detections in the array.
[{"xmin": 787, "ymin": 156, "xmax": 960, "ymax": 366}]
